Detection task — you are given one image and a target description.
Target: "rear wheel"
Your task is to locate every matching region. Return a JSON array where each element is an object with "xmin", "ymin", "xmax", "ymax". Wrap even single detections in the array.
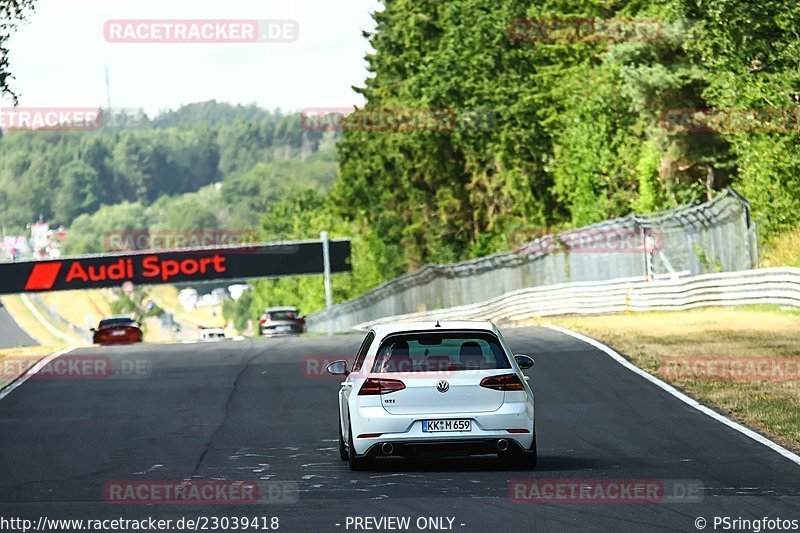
[
  {"xmin": 500, "ymin": 431, "xmax": 537, "ymax": 470},
  {"xmin": 347, "ymin": 423, "xmax": 371, "ymax": 471},
  {"xmin": 517, "ymin": 431, "xmax": 537, "ymax": 469},
  {"xmin": 338, "ymin": 413, "xmax": 348, "ymax": 461}
]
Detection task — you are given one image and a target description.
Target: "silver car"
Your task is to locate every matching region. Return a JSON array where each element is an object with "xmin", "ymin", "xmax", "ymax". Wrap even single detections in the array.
[{"xmin": 259, "ymin": 306, "xmax": 306, "ymax": 336}]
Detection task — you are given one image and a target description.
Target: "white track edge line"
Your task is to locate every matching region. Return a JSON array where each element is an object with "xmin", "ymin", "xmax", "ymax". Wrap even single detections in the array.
[
  {"xmin": 0, "ymin": 345, "xmax": 78, "ymax": 402},
  {"xmin": 543, "ymin": 324, "xmax": 800, "ymax": 466}
]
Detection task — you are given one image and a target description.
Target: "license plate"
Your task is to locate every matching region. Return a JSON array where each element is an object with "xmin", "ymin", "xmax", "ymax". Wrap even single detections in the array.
[
  {"xmin": 422, "ymin": 419, "xmax": 471, "ymax": 432},
  {"xmin": 277, "ymin": 325, "xmax": 292, "ymax": 332},
  {"xmin": 110, "ymin": 330, "xmax": 126, "ymax": 336}
]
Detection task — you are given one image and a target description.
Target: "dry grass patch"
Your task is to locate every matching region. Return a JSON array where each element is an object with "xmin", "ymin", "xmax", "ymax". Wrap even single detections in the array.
[
  {"xmin": 762, "ymin": 228, "xmax": 800, "ymax": 267},
  {"xmin": 38, "ymin": 289, "xmax": 114, "ymax": 330},
  {"xmin": 0, "ymin": 345, "xmax": 67, "ymax": 390},
  {"xmin": 537, "ymin": 307, "xmax": 800, "ymax": 451}
]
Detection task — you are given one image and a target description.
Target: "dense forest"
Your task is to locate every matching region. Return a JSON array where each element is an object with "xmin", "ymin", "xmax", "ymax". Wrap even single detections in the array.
[
  {"xmin": 233, "ymin": 0, "xmax": 800, "ymax": 324},
  {"xmin": 0, "ymin": 101, "xmax": 331, "ymax": 232},
  {"xmin": 3, "ymin": 0, "xmax": 800, "ymax": 327},
  {"xmin": 332, "ymin": 0, "xmax": 800, "ymax": 267}
]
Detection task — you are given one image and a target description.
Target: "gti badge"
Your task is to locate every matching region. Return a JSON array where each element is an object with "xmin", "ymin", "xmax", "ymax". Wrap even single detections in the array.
[{"xmin": 436, "ymin": 380, "xmax": 450, "ymax": 393}]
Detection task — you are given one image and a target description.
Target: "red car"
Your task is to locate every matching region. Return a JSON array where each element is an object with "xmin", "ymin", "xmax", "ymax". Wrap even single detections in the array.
[{"xmin": 92, "ymin": 317, "xmax": 143, "ymax": 345}]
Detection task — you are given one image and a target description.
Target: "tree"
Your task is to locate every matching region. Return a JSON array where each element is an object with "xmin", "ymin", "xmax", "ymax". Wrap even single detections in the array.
[
  {"xmin": 53, "ymin": 160, "xmax": 101, "ymax": 224},
  {"xmin": 0, "ymin": 0, "xmax": 37, "ymax": 101},
  {"xmin": 62, "ymin": 202, "xmax": 148, "ymax": 254},
  {"xmin": 0, "ymin": 103, "xmax": 335, "ymax": 229},
  {"xmin": 677, "ymin": 0, "xmax": 800, "ymax": 235}
]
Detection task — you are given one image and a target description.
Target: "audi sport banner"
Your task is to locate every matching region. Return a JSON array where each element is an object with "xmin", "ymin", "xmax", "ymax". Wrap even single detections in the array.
[{"xmin": 0, "ymin": 240, "xmax": 351, "ymax": 294}]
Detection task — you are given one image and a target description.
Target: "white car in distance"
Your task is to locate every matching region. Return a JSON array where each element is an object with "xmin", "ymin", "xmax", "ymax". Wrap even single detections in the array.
[
  {"xmin": 199, "ymin": 327, "xmax": 227, "ymax": 341},
  {"xmin": 327, "ymin": 321, "xmax": 536, "ymax": 470}
]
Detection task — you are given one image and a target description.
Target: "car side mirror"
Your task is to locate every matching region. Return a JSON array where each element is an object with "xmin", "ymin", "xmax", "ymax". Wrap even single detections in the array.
[
  {"xmin": 326, "ymin": 360, "xmax": 350, "ymax": 376},
  {"xmin": 515, "ymin": 354, "xmax": 534, "ymax": 370}
]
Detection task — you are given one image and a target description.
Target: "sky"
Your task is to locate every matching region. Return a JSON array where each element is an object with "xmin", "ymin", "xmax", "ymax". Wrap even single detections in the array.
[{"xmin": 4, "ymin": 0, "xmax": 381, "ymax": 116}]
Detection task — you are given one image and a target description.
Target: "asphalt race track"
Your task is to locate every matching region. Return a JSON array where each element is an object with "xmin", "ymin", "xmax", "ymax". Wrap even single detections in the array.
[
  {"xmin": 0, "ymin": 303, "xmax": 37, "ymax": 349},
  {"xmin": 0, "ymin": 328, "xmax": 798, "ymax": 532}
]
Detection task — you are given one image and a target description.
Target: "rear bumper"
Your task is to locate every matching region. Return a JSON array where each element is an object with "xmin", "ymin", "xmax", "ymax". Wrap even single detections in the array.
[
  {"xmin": 260, "ymin": 325, "xmax": 304, "ymax": 336},
  {"xmin": 360, "ymin": 437, "xmax": 530, "ymax": 458},
  {"xmin": 93, "ymin": 332, "xmax": 142, "ymax": 344},
  {"xmin": 94, "ymin": 338, "xmax": 142, "ymax": 345},
  {"xmin": 349, "ymin": 402, "xmax": 534, "ymax": 456}
]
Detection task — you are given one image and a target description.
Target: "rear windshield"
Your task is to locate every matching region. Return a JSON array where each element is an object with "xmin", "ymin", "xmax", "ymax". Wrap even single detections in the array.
[
  {"xmin": 371, "ymin": 331, "xmax": 511, "ymax": 373},
  {"xmin": 268, "ymin": 310, "xmax": 297, "ymax": 320},
  {"xmin": 99, "ymin": 318, "xmax": 137, "ymax": 328}
]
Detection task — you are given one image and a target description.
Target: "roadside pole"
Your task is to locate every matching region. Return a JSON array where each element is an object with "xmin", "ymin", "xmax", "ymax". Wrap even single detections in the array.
[{"xmin": 321, "ymin": 231, "xmax": 333, "ymax": 336}]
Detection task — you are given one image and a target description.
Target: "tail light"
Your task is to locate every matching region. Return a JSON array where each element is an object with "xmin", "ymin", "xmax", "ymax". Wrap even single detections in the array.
[
  {"xmin": 260, "ymin": 316, "xmax": 268, "ymax": 325},
  {"xmin": 358, "ymin": 378, "xmax": 406, "ymax": 395},
  {"xmin": 297, "ymin": 316, "xmax": 306, "ymax": 325},
  {"xmin": 480, "ymin": 373, "xmax": 525, "ymax": 391}
]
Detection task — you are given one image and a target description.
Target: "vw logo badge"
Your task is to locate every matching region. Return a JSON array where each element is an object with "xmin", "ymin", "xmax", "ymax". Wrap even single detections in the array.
[{"xmin": 436, "ymin": 380, "xmax": 450, "ymax": 393}]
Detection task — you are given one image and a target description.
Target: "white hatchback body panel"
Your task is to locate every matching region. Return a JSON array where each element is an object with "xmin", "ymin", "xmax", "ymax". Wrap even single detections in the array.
[{"xmin": 336, "ymin": 321, "xmax": 535, "ymax": 458}]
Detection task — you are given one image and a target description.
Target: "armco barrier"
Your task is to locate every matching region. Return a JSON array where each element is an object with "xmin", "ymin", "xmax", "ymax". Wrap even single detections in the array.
[
  {"xmin": 318, "ymin": 267, "xmax": 800, "ymax": 332},
  {"xmin": 307, "ymin": 189, "xmax": 757, "ymax": 333}
]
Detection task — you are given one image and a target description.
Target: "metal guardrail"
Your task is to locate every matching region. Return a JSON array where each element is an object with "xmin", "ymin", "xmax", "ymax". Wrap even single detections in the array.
[
  {"xmin": 307, "ymin": 188, "xmax": 757, "ymax": 333},
  {"xmin": 351, "ymin": 267, "xmax": 800, "ymax": 331}
]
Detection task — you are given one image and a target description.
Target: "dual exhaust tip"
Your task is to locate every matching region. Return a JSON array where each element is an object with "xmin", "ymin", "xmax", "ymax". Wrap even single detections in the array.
[{"xmin": 380, "ymin": 439, "xmax": 509, "ymax": 455}]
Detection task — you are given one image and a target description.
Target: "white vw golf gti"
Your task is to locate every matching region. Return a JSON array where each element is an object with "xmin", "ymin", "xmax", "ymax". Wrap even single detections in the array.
[{"xmin": 326, "ymin": 321, "xmax": 536, "ymax": 470}]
